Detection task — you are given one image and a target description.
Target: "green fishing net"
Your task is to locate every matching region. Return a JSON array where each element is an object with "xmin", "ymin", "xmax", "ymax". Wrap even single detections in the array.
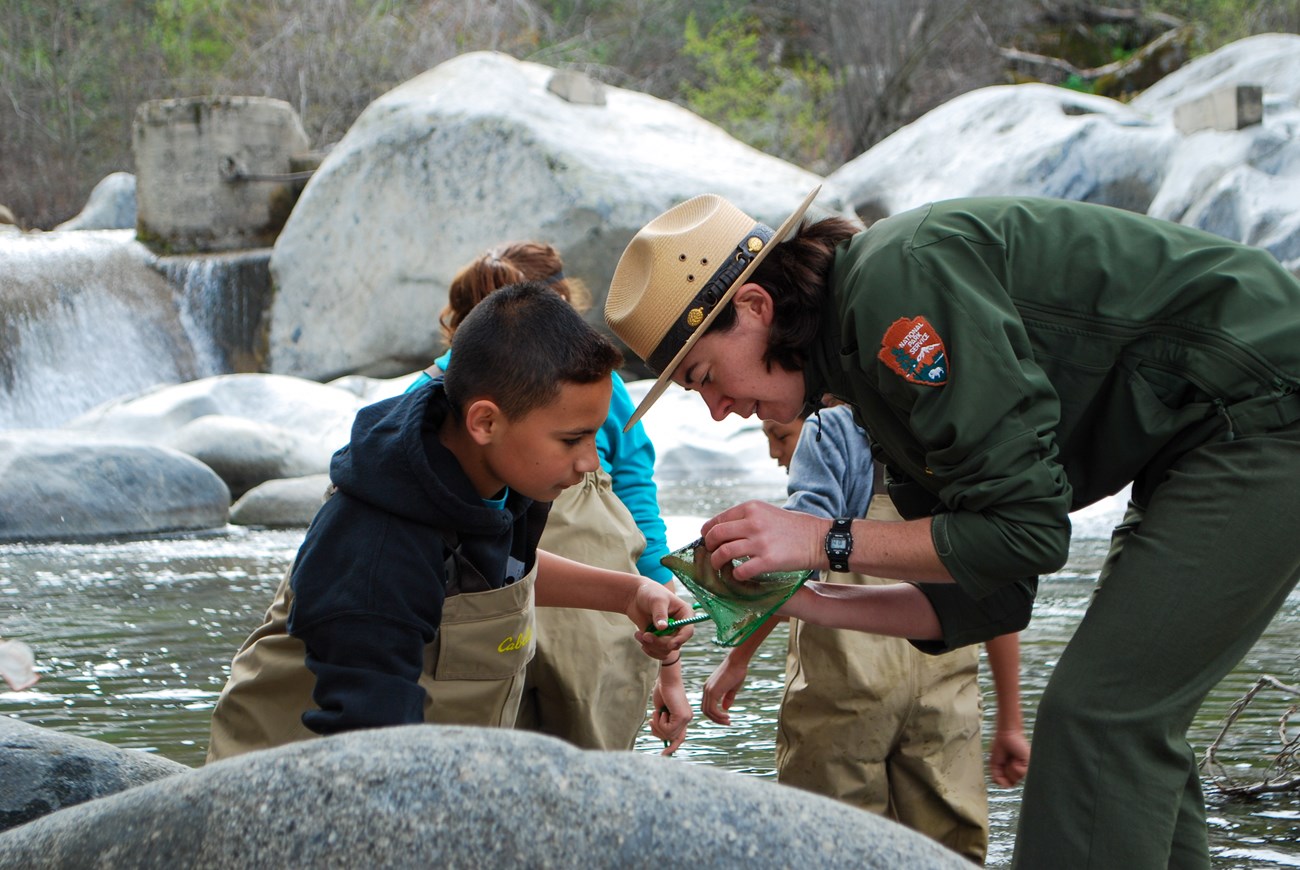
[{"xmin": 660, "ymin": 537, "xmax": 813, "ymax": 647}]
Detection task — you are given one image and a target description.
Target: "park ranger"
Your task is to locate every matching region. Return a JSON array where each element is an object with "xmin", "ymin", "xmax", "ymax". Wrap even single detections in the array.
[{"xmin": 604, "ymin": 189, "xmax": 1300, "ymax": 869}]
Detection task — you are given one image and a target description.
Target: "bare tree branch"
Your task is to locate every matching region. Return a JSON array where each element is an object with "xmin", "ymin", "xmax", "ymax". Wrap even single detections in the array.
[{"xmin": 1202, "ymin": 675, "xmax": 1300, "ymax": 797}]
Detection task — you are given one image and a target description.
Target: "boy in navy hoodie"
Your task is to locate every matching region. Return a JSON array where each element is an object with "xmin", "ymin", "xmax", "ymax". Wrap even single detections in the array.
[{"xmin": 207, "ymin": 281, "xmax": 692, "ymax": 759}]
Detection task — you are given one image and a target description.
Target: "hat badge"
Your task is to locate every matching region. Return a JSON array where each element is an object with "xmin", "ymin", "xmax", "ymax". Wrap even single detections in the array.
[{"xmin": 686, "ymin": 307, "xmax": 705, "ymax": 327}]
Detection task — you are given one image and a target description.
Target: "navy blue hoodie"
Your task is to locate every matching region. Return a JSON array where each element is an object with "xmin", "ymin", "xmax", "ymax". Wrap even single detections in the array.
[{"xmin": 287, "ymin": 380, "xmax": 548, "ymax": 734}]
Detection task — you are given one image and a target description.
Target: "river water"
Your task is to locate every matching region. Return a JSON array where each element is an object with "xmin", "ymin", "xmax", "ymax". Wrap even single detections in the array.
[{"xmin": 1, "ymin": 475, "xmax": 1297, "ymax": 867}]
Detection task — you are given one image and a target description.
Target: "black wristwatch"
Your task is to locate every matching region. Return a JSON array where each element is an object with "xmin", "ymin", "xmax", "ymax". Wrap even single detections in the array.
[{"xmin": 824, "ymin": 517, "xmax": 853, "ymax": 572}]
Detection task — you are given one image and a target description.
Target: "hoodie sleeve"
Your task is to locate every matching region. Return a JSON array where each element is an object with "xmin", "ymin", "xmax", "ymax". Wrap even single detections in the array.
[{"xmin": 287, "ymin": 494, "xmax": 446, "ymax": 734}]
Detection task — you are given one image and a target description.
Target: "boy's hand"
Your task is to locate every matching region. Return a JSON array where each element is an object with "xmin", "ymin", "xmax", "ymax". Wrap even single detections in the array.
[
  {"xmin": 629, "ymin": 580, "xmax": 695, "ymax": 661},
  {"xmin": 651, "ymin": 665, "xmax": 693, "ymax": 755},
  {"xmin": 700, "ymin": 649, "xmax": 750, "ymax": 725},
  {"xmin": 989, "ymin": 728, "xmax": 1031, "ymax": 787}
]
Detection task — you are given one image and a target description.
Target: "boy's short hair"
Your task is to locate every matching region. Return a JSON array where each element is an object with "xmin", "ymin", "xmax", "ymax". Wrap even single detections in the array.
[{"xmin": 444, "ymin": 280, "xmax": 622, "ymax": 420}]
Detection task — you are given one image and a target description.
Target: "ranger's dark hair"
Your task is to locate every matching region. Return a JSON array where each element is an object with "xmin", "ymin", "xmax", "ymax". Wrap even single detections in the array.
[
  {"xmin": 444, "ymin": 280, "xmax": 622, "ymax": 420},
  {"xmin": 705, "ymin": 215, "xmax": 860, "ymax": 372}
]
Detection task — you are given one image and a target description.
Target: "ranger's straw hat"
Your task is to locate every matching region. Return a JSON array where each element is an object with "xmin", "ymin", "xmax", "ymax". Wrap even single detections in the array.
[{"xmin": 605, "ymin": 185, "xmax": 820, "ymax": 430}]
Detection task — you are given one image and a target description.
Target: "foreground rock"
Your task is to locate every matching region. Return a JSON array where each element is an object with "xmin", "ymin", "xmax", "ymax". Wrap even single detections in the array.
[
  {"xmin": 0, "ymin": 431, "xmax": 231, "ymax": 543},
  {"xmin": 269, "ymin": 50, "xmax": 848, "ymax": 380},
  {"xmin": 0, "ymin": 726, "xmax": 966, "ymax": 869},
  {"xmin": 0, "ymin": 718, "xmax": 189, "ymax": 834}
]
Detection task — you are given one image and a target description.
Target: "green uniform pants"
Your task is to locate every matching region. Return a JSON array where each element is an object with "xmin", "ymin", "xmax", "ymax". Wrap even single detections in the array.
[{"xmin": 1013, "ymin": 420, "xmax": 1300, "ymax": 869}]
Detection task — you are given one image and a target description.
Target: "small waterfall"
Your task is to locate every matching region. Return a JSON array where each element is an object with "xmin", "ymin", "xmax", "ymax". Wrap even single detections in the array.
[
  {"xmin": 0, "ymin": 231, "xmax": 270, "ymax": 431},
  {"xmin": 159, "ymin": 249, "xmax": 274, "ymax": 375}
]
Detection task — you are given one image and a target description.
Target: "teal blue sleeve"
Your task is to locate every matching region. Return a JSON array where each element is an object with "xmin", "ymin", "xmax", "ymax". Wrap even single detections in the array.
[
  {"xmin": 404, "ymin": 372, "xmax": 433, "ymax": 394},
  {"xmin": 600, "ymin": 373, "xmax": 672, "ymax": 584},
  {"xmin": 404, "ymin": 350, "xmax": 450, "ymax": 395}
]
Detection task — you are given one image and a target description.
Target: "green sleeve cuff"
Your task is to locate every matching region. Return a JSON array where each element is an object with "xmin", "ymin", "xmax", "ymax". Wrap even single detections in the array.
[
  {"xmin": 907, "ymin": 577, "xmax": 1036, "ymax": 654},
  {"xmin": 931, "ymin": 503, "xmax": 1069, "ymax": 600}
]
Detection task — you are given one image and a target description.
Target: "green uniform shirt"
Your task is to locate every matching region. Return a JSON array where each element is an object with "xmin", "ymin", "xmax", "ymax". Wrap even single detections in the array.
[{"xmin": 805, "ymin": 197, "xmax": 1300, "ymax": 650}]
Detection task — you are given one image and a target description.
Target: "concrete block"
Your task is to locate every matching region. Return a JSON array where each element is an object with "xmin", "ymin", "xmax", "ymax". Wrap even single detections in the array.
[
  {"xmin": 547, "ymin": 69, "xmax": 607, "ymax": 105},
  {"xmin": 133, "ymin": 96, "xmax": 310, "ymax": 254},
  {"xmin": 1173, "ymin": 84, "xmax": 1263, "ymax": 134}
]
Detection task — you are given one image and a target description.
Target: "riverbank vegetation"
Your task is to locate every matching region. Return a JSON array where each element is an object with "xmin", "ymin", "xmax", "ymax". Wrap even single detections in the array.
[{"xmin": 2, "ymin": 0, "xmax": 1296, "ymax": 228}]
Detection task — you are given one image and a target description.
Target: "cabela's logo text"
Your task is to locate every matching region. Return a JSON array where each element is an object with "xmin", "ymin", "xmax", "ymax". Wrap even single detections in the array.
[{"xmin": 497, "ymin": 626, "xmax": 533, "ymax": 653}]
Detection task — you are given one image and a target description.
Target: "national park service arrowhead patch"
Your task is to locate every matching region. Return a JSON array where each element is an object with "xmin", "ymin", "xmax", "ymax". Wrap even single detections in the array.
[{"xmin": 878, "ymin": 316, "xmax": 948, "ymax": 387}]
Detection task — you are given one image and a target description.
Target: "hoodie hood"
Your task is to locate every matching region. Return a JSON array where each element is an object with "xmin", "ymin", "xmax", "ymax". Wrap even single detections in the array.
[{"xmin": 329, "ymin": 381, "xmax": 523, "ymax": 537}]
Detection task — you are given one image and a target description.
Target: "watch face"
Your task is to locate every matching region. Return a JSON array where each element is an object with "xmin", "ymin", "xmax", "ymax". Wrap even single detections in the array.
[{"xmin": 827, "ymin": 532, "xmax": 851, "ymax": 552}]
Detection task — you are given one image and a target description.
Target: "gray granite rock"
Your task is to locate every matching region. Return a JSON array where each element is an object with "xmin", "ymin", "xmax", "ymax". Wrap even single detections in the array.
[
  {"xmin": 0, "ymin": 431, "xmax": 231, "ymax": 543},
  {"xmin": 0, "ymin": 725, "xmax": 967, "ymax": 869},
  {"xmin": 827, "ymin": 35, "xmax": 1300, "ymax": 280},
  {"xmin": 54, "ymin": 173, "xmax": 137, "ymax": 232},
  {"xmin": 164, "ymin": 415, "xmax": 332, "ymax": 499},
  {"xmin": 0, "ymin": 717, "xmax": 189, "ymax": 834},
  {"xmin": 229, "ymin": 473, "xmax": 330, "ymax": 527},
  {"xmin": 826, "ymin": 82, "xmax": 1176, "ymax": 221},
  {"xmin": 268, "ymin": 50, "xmax": 849, "ymax": 380},
  {"xmin": 1135, "ymin": 33, "xmax": 1300, "ymax": 275},
  {"xmin": 66, "ymin": 373, "xmax": 369, "ymax": 467}
]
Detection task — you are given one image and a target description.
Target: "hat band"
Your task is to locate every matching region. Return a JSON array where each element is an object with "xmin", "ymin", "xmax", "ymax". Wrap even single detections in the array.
[{"xmin": 646, "ymin": 222, "xmax": 775, "ymax": 373}]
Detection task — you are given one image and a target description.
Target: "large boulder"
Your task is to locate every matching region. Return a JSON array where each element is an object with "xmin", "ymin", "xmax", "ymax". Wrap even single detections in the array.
[
  {"xmin": 0, "ymin": 431, "xmax": 231, "ymax": 543},
  {"xmin": 0, "ymin": 718, "xmax": 189, "ymax": 834},
  {"xmin": 268, "ymin": 51, "xmax": 849, "ymax": 380},
  {"xmin": 825, "ymin": 83, "xmax": 1177, "ymax": 222},
  {"xmin": 164, "ymin": 416, "xmax": 334, "ymax": 499},
  {"xmin": 0, "ymin": 726, "xmax": 966, "ymax": 869},
  {"xmin": 1134, "ymin": 33, "xmax": 1300, "ymax": 275},
  {"xmin": 54, "ymin": 172, "xmax": 137, "ymax": 232},
  {"xmin": 1129, "ymin": 33, "xmax": 1300, "ymax": 123},
  {"xmin": 826, "ymin": 35, "xmax": 1300, "ymax": 280},
  {"xmin": 65, "ymin": 373, "xmax": 376, "ymax": 463}
]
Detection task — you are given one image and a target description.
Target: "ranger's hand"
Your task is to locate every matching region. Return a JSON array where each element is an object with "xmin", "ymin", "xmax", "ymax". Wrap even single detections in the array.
[{"xmin": 702, "ymin": 500, "xmax": 825, "ymax": 581}]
